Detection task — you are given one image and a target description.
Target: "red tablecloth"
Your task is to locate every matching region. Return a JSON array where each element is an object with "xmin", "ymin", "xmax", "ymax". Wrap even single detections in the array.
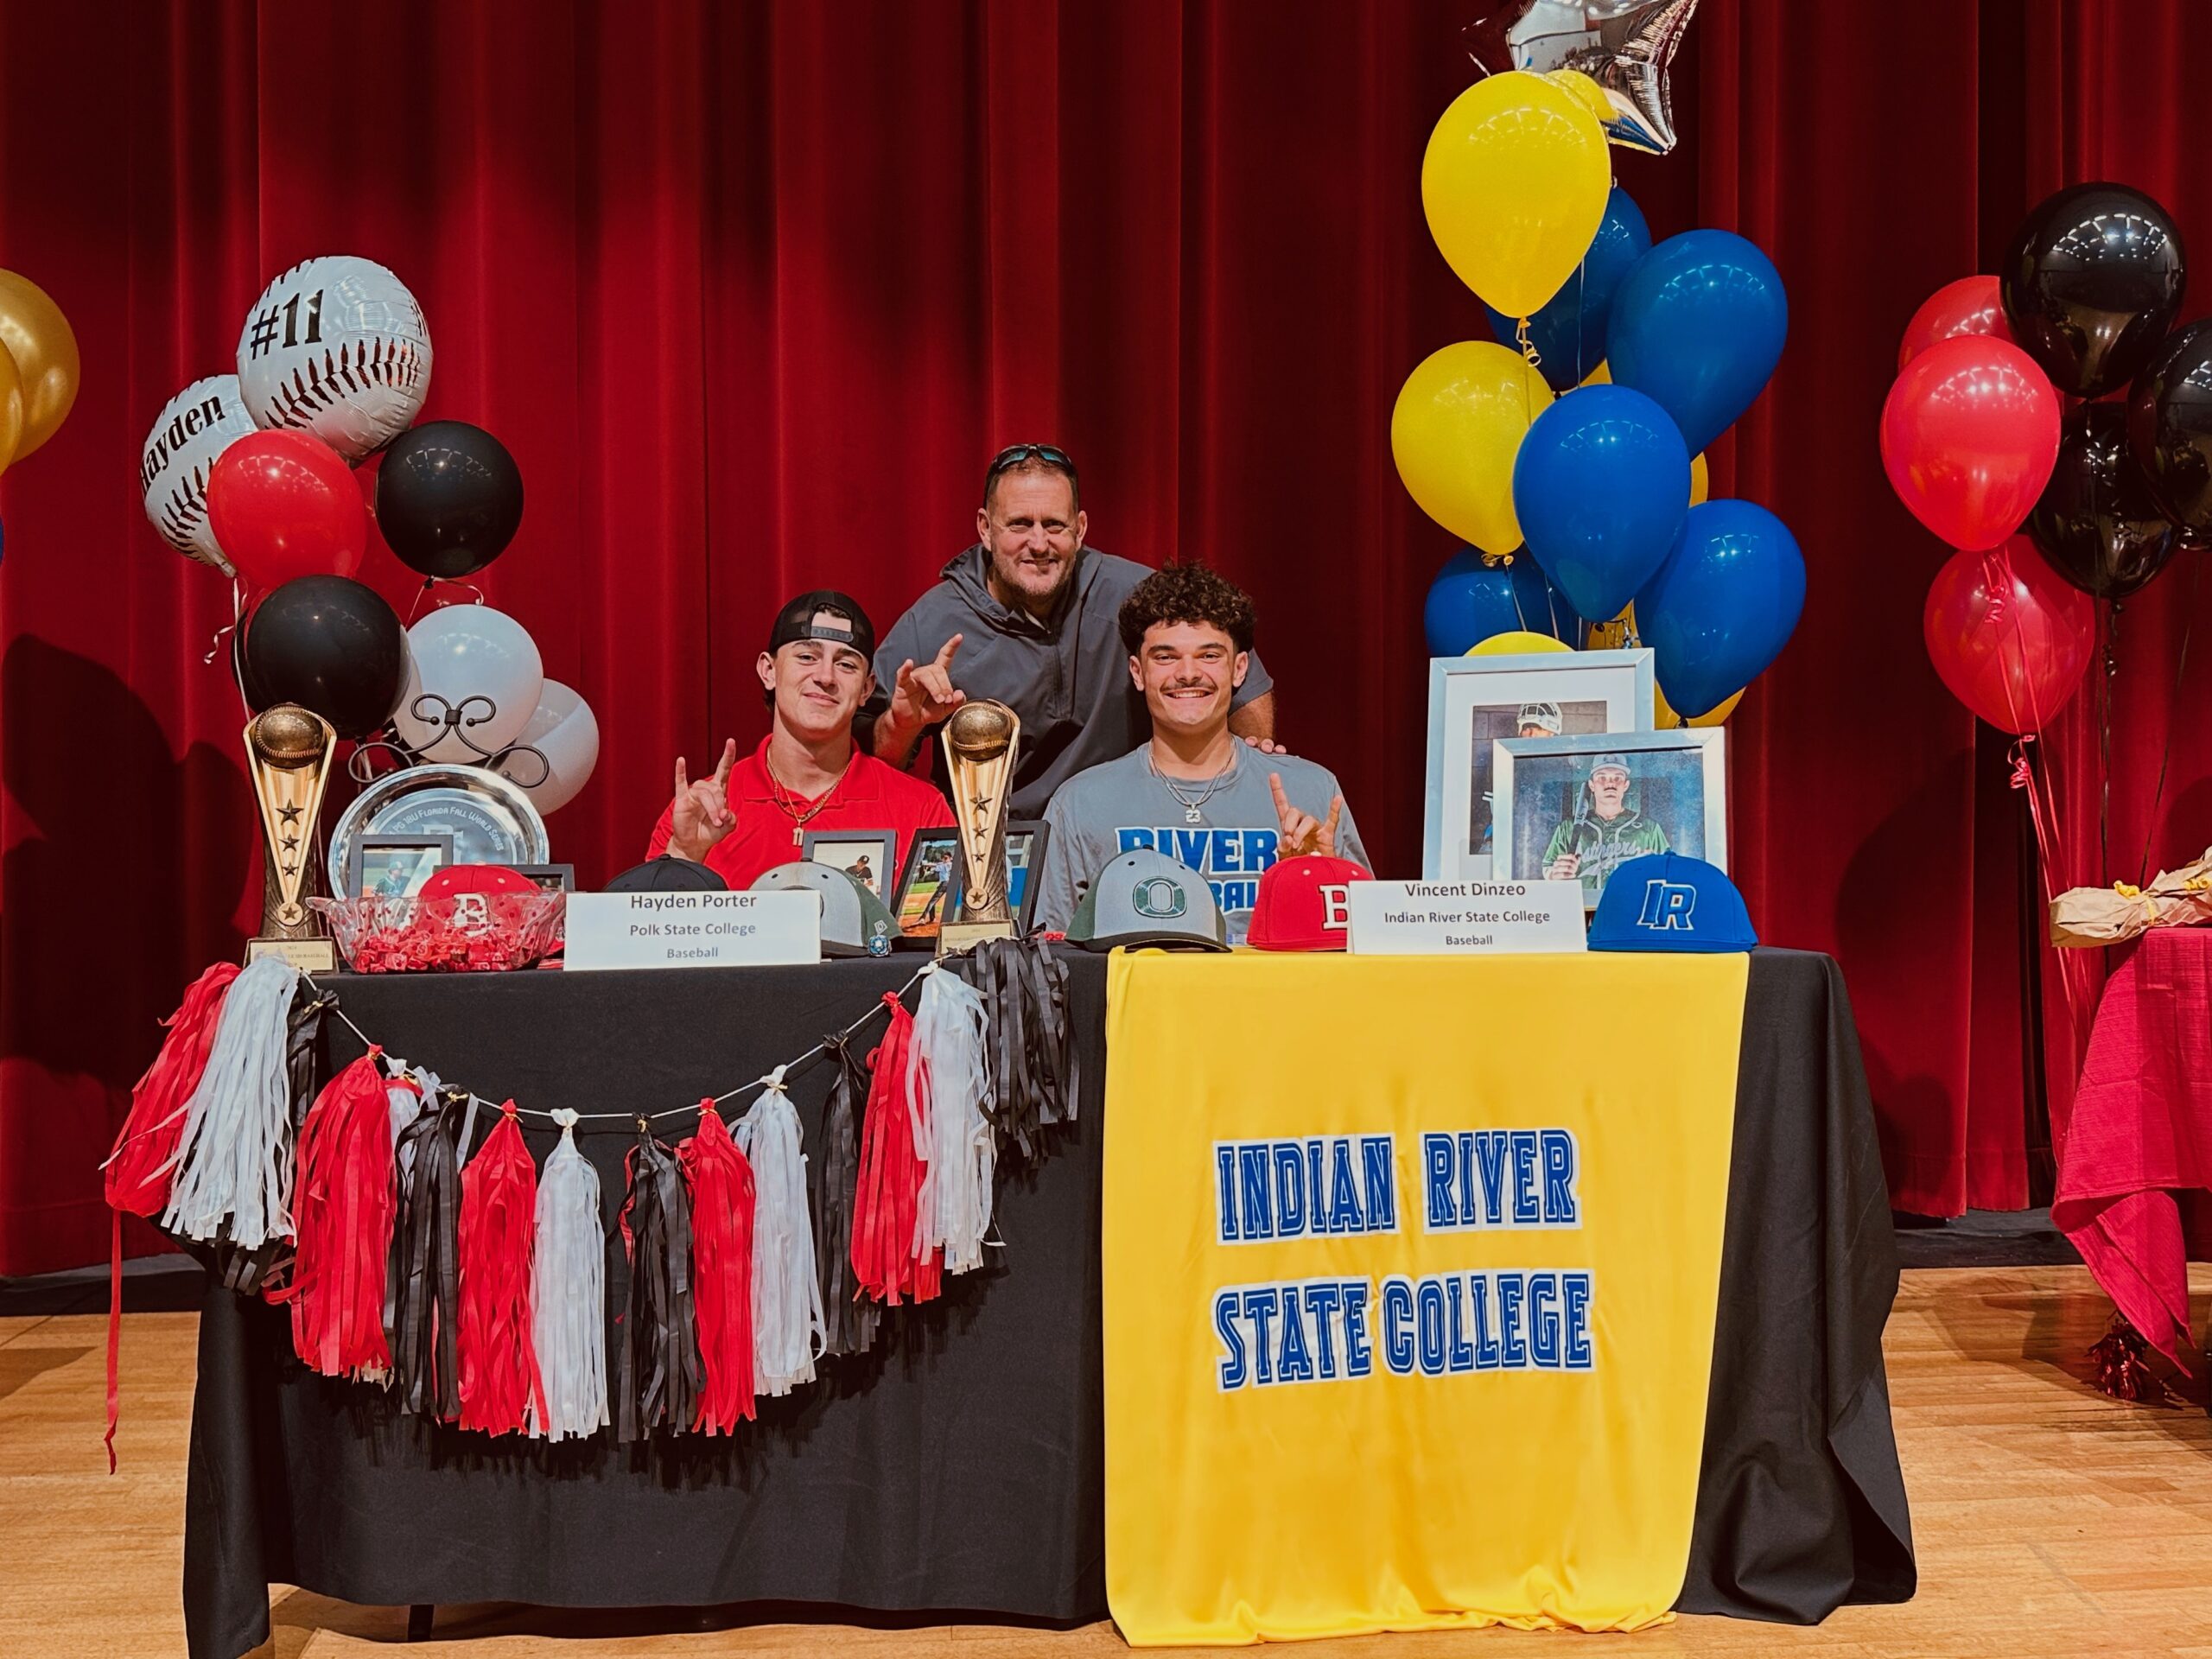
[{"xmin": 2054, "ymin": 928, "xmax": 2212, "ymax": 1367}]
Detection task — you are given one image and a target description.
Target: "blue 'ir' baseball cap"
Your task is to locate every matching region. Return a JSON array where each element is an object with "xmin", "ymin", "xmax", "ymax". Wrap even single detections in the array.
[{"xmin": 1587, "ymin": 853, "xmax": 1758, "ymax": 953}]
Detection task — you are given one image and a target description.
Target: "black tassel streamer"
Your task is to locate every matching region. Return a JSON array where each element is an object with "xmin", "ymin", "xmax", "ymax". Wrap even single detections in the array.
[
  {"xmin": 958, "ymin": 938, "xmax": 1078, "ymax": 1162},
  {"xmin": 389, "ymin": 1087, "xmax": 464, "ymax": 1421},
  {"xmin": 813, "ymin": 1034, "xmax": 881, "ymax": 1358},
  {"xmin": 617, "ymin": 1123, "xmax": 703, "ymax": 1440}
]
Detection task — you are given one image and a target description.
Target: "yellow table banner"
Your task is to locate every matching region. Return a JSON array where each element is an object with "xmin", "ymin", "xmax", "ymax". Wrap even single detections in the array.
[{"xmin": 1102, "ymin": 950, "xmax": 1750, "ymax": 1645}]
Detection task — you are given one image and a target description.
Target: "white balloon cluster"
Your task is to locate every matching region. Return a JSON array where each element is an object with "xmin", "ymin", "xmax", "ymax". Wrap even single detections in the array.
[{"xmin": 397, "ymin": 603, "xmax": 600, "ymax": 815}]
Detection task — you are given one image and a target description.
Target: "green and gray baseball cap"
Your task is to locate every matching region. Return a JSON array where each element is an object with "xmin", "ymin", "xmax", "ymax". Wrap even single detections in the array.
[
  {"xmin": 1068, "ymin": 849, "xmax": 1230, "ymax": 953},
  {"xmin": 750, "ymin": 861, "xmax": 903, "ymax": 958}
]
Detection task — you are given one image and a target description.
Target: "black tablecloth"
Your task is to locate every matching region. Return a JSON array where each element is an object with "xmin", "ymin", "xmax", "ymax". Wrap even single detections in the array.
[{"xmin": 181, "ymin": 946, "xmax": 1913, "ymax": 1659}]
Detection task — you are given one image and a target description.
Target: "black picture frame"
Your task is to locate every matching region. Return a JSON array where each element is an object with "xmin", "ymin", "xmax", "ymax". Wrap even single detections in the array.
[
  {"xmin": 892, "ymin": 827, "xmax": 963, "ymax": 943},
  {"xmin": 502, "ymin": 863, "xmax": 576, "ymax": 893},
  {"xmin": 891, "ymin": 820, "xmax": 1052, "ymax": 941},
  {"xmin": 800, "ymin": 829, "xmax": 899, "ymax": 906},
  {"xmin": 350, "ymin": 833, "xmax": 457, "ymax": 900}
]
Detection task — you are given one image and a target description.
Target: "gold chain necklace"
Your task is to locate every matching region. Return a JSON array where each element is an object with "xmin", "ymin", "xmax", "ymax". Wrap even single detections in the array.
[{"xmin": 765, "ymin": 754, "xmax": 854, "ymax": 844}]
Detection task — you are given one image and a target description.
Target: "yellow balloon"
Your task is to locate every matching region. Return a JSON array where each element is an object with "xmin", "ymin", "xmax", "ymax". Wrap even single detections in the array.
[
  {"xmin": 1421, "ymin": 70, "xmax": 1611, "ymax": 317},
  {"xmin": 1391, "ymin": 341, "xmax": 1552, "ymax": 555},
  {"xmin": 1580, "ymin": 360, "xmax": 1611, "ymax": 387},
  {"xmin": 0, "ymin": 269, "xmax": 79, "ymax": 461},
  {"xmin": 1543, "ymin": 69, "xmax": 1616, "ymax": 128},
  {"xmin": 0, "ymin": 339, "xmax": 22, "ymax": 475},
  {"xmin": 1658, "ymin": 683, "xmax": 1745, "ymax": 728},
  {"xmin": 1468, "ymin": 630, "xmax": 1573, "ymax": 658}
]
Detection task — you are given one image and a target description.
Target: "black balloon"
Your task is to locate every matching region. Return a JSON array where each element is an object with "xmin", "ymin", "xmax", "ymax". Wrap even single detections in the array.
[
  {"xmin": 2001, "ymin": 183, "xmax": 2186, "ymax": 397},
  {"xmin": 374, "ymin": 420, "xmax": 524, "ymax": 580},
  {"xmin": 2026, "ymin": 404, "xmax": 2179, "ymax": 599},
  {"xmin": 238, "ymin": 575, "xmax": 408, "ymax": 738},
  {"xmin": 2128, "ymin": 319, "xmax": 2212, "ymax": 531}
]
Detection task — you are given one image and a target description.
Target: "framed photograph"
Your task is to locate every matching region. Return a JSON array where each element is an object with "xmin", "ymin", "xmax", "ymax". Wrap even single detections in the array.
[
  {"xmin": 502, "ymin": 863, "xmax": 575, "ymax": 893},
  {"xmin": 893, "ymin": 827, "xmax": 963, "ymax": 941},
  {"xmin": 1493, "ymin": 729, "xmax": 1727, "ymax": 910},
  {"xmin": 888, "ymin": 821, "xmax": 1051, "ymax": 940},
  {"xmin": 1422, "ymin": 650, "xmax": 1655, "ymax": 880},
  {"xmin": 350, "ymin": 833, "xmax": 456, "ymax": 900},
  {"xmin": 1002, "ymin": 819, "xmax": 1050, "ymax": 929},
  {"xmin": 802, "ymin": 830, "xmax": 898, "ymax": 905}
]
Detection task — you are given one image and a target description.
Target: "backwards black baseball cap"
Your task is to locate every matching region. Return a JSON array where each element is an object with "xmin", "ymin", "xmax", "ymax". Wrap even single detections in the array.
[{"xmin": 768, "ymin": 590, "xmax": 876, "ymax": 664}]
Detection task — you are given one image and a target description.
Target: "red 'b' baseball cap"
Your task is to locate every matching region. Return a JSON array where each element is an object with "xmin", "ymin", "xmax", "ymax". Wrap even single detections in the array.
[{"xmin": 1248, "ymin": 855, "xmax": 1370, "ymax": 951}]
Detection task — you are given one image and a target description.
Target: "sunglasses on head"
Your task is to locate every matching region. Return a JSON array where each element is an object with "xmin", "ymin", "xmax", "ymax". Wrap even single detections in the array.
[{"xmin": 986, "ymin": 442, "xmax": 1077, "ymax": 480}]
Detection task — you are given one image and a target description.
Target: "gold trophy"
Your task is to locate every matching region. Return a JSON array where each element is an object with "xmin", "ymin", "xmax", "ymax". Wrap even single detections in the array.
[
  {"xmin": 244, "ymin": 703, "xmax": 340, "ymax": 972},
  {"xmin": 937, "ymin": 698, "xmax": 1021, "ymax": 957}
]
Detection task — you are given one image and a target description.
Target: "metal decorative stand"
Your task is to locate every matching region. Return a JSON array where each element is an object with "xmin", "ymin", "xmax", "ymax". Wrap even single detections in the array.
[{"xmin": 348, "ymin": 691, "xmax": 551, "ymax": 790}]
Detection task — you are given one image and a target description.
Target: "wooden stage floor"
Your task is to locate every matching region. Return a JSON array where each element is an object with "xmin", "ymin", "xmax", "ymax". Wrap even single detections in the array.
[{"xmin": 4, "ymin": 1264, "xmax": 2209, "ymax": 1658}]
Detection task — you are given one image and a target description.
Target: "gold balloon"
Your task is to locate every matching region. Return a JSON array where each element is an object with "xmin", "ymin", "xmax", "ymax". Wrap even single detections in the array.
[
  {"xmin": 0, "ymin": 269, "xmax": 79, "ymax": 461},
  {"xmin": 0, "ymin": 340, "xmax": 22, "ymax": 475},
  {"xmin": 1467, "ymin": 630, "xmax": 1573, "ymax": 658},
  {"xmin": 1391, "ymin": 340, "xmax": 1553, "ymax": 555},
  {"xmin": 1421, "ymin": 71, "xmax": 1611, "ymax": 318}
]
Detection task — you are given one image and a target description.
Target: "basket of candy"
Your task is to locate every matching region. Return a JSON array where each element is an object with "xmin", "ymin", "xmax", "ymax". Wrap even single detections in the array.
[{"xmin": 309, "ymin": 887, "xmax": 565, "ymax": 973}]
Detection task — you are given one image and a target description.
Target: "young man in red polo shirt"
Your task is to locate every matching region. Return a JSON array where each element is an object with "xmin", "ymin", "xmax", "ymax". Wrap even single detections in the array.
[{"xmin": 647, "ymin": 591, "xmax": 954, "ymax": 891}]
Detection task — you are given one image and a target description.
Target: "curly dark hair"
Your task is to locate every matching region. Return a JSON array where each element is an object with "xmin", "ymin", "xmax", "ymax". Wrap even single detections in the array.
[{"xmin": 1117, "ymin": 563, "xmax": 1255, "ymax": 656}]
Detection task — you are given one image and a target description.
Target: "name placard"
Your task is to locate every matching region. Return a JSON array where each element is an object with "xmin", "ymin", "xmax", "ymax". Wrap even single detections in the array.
[
  {"xmin": 1346, "ymin": 880, "xmax": 1586, "ymax": 956},
  {"xmin": 563, "ymin": 890, "xmax": 821, "ymax": 970}
]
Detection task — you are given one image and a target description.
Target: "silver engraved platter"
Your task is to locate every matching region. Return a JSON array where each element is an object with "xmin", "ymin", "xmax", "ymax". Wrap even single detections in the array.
[{"xmin": 327, "ymin": 764, "xmax": 550, "ymax": 896}]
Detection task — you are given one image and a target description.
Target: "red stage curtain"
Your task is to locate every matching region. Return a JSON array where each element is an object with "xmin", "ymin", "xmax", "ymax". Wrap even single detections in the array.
[{"xmin": 1, "ymin": 1, "xmax": 2196, "ymax": 1270}]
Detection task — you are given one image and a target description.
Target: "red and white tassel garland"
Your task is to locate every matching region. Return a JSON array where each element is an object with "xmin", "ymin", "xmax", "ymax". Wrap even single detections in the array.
[
  {"xmin": 908, "ymin": 966, "xmax": 995, "ymax": 1276},
  {"xmin": 162, "ymin": 955, "xmax": 302, "ymax": 1251},
  {"xmin": 739, "ymin": 1070, "xmax": 824, "ymax": 1396},
  {"xmin": 851, "ymin": 993, "xmax": 941, "ymax": 1305},
  {"xmin": 529, "ymin": 1109, "xmax": 607, "ymax": 1441},
  {"xmin": 99, "ymin": 960, "xmax": 242, "ymax": 1473},
  {"xmin": 456, "ymin": 1103, "xmax": 543, "ymax": 1436},
  {"xmin": 287, "ymin": 1052, "xmax": 397, "ymax": 1379},
  {"xmin": 681, "ymin": 1101, "xmax": 757, "ymax": 1431}
]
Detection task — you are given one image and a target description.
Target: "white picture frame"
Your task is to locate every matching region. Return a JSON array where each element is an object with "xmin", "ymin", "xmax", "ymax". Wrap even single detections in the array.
[
  {"xmin": 1422, "ymin": 650, "xmax": 1655, "ymax": 880},
  {"xmin": 1493, "ymin": 728, "xmax": 1728, "ymax": 911}
]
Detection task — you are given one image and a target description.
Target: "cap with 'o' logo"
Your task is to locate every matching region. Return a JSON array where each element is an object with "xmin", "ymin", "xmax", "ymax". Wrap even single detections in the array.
[
  {"xmin": 1586, "ymin": 852, "xmax": 1757, "ymax": 953},
  {"xmin": 1068, "ymin": 849, "xmax": 1229, "ymax": 952},
  {"xmin": 750, "ymin": 860, "xmax": 903, "ymax": 957},
  {"xmin": 1248, "ymin": 854, "xmax": 1371, "ymax": 952}
]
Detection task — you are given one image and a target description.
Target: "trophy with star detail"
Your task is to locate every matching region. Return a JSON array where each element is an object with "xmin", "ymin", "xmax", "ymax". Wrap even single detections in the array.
[
  {"xmin": 937, "ymin": 698, "xmax": 1022, "ymax": 957},
  {"xmin": 244, "ymin": 703, "xmax": 340, "ymax": 972}
]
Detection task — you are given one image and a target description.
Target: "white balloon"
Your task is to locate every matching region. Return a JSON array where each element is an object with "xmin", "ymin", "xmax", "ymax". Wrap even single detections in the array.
[
  {"xmin": 494, "ymin": 680, "xmax": 601, "ymax": 814},
  {"xmin": 236, "ymin": 255, "xmax": 433, "ymax": 461},
  {"xmin": 394, "ymin": 604, "xmax": 543, "ymax": 763},
  {"xmin": 139, "ymin": 375, "xmax": 257, "ymax": 574}
]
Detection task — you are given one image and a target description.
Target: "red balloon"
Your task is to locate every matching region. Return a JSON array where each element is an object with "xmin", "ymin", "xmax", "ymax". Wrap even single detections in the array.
[
  {"xmin": 1923, "ymin": 537, "xmax": 2094, "ymax": 733},
  {"xmin": 207, "ymin": 429, "xmax": 366, "ymax": 589},
  {"xmin": 1881, "ymin": 335, "xmax": 2062, "ymax": 551},
  {"xmin": 1897, "ymin": 275, "xmax": 2017, "ymax": 371}
]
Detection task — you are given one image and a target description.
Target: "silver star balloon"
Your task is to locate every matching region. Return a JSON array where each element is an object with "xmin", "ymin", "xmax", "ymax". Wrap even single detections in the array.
[{"xmin": 1464, "ymin": 0, "xmax": 1700, "ymax": 155}]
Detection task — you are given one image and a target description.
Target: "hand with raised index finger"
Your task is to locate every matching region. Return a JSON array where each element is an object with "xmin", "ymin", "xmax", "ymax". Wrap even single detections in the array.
[
  {"xmin": 669, "ymin": 737, "xmax": 739, "ymax": 861},
  {"xmin": 1269, "ymin": 773, "xmax": 1342, "ymax": 860},
  {"xmin": 891, "ymin": 631, "xmax": 968, "ymax": 733}
]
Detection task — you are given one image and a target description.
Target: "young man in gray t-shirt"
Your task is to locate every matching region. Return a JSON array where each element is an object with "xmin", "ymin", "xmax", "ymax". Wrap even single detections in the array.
[{"xmin": 1034, "ymin": 564, "xmax": 1368, "ymax": 944}]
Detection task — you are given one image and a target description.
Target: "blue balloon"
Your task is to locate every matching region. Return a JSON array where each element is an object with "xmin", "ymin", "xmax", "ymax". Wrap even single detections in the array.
[
  {"xmin": 1484, "ymin": 186, "xmax": 1652, "ymax": 392},
  {"xmin": 1636, "ymin": 499, "xmax": 1806, "ymax": 720},
  {"xmin": 1607, "ymin": 229, "xmax": 1788, "ymax": 455},
  {"xmin": 1422, "ymin": 548, "xmax": 1584, "ymax": 656},
  {"xmin": 1511, "ymin": 385, "xmax": 1691, "ymax": 624}
]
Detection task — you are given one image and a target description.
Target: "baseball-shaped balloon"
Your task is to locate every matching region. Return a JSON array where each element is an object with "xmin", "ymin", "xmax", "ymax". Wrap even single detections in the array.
[
  {"xmin": 236, "ymin": 256, "xmax": 433, "ymax": 461},
  {"xmin": 393, "ymin": 602, "xmax": 544, "ymax": 763},
  {"xmin": 140, "ymin": 375, "xmax": 257, "ymax": 573}
]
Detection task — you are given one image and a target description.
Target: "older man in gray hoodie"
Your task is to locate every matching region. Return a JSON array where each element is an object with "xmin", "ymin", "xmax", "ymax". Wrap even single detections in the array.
[{"xmin": 869, "ymin": 444, "xmax": 1278, "ymax": 818}]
